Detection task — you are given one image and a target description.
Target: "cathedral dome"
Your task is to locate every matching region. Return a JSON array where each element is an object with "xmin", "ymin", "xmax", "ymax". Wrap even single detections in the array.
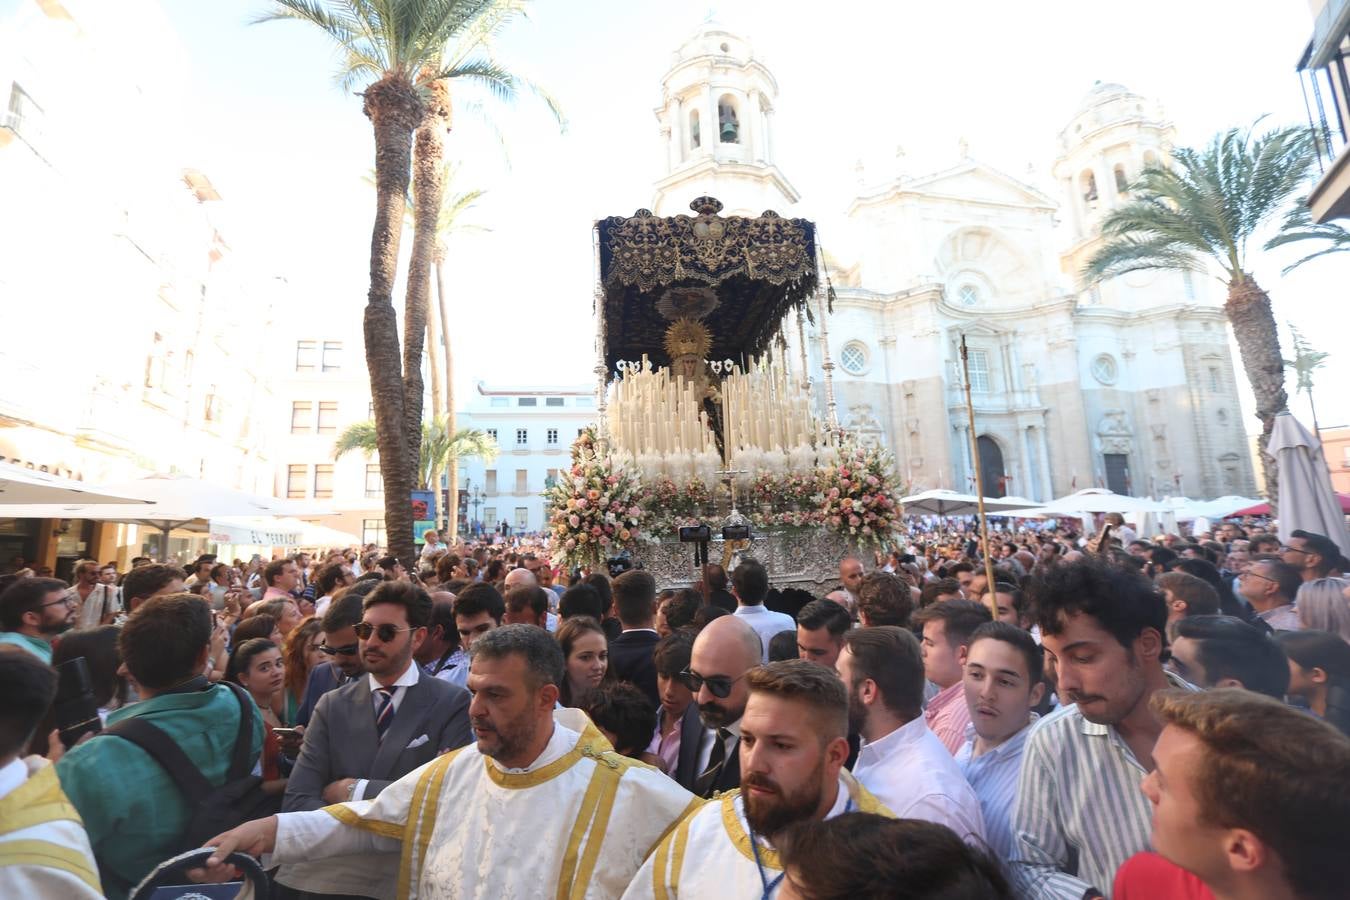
[
  {"xmin": 1080, "ymin": 80, "xmax": 1132, "ymax": 105},
  {"xmin": 673, "ymin": 18, "xmax": 753, "ymax": 66}
]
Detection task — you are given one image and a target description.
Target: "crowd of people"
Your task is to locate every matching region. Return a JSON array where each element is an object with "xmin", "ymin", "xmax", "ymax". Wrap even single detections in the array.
[{"xmin": 1, "ymin": 517, "xmax": 1348, "ymax": 899}]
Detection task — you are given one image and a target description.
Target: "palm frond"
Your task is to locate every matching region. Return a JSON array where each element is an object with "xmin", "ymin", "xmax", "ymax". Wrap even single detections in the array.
[
  {"xmin": 1265, "ymin": 198, "xmax": 1350, "ymax": 273},
  {"xmin": 333, "ymin": 420, "xmax": 380, "ymax": 460},
  {"xmin": 1083, "ymin": 119, "xmax": 1317, "ymax": 287}
]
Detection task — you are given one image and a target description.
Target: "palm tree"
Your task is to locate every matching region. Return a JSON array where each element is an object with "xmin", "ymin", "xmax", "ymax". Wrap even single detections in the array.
[
  {"xmin": 1267, "ymin": 202, "xmax": 1350, "ymax": 273},
  {"xmin": 431, "ymin": 175, "xmax": 488, "ymax": 537},
  {"xmin": 1284, "ymin": 324, "xmax": 1330, "ymax": 440},
  {"xmin": 335, "ymin": 418, "xmax": 498, "ymax": 492},
  {"xmin": 1083, "ymin": 122, "xmax": 1315, "ymax": 499},
  {"xmin": 258, "ymin": 0, "xmax": 552, "ymax": 563}
]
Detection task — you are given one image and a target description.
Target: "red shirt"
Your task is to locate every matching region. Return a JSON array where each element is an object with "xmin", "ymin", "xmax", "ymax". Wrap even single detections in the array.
[{"xmin": 1113, "ymin": 852, "xmax": 1215, "ymax": 900}]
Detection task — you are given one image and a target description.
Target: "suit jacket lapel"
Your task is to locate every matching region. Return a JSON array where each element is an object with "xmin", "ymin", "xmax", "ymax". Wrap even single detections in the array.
[
  {"xmin": 676, "ymin": 705, "xmax": 706, "ymax": 789},
  {"xmin": 348, "ymin": 678, "xmax": 382, "ymax": 771},
  {"xmin": 371, "ymin": 679, "xmax": 428, "ymax": 777}
]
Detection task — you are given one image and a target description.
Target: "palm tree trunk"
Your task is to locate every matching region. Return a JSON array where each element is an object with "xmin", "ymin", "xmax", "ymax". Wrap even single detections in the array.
[
  {"xmin": 1225, "ymin": 274, "xmax": 1289, "ymax": 504},
  {"xmin": 436, "ymin": 251, "xmax": 459, "ymax": 539},
  {"xmin": 426, "ymin": 298, "xmax": 443, "ymax": 432},
  {"xmin": 400, "ymin": 80, "xmax": 449, "ymax": 566},
  {"xmin": 362, "ymin": 77, "xmax": 421, "ymax": 565}
]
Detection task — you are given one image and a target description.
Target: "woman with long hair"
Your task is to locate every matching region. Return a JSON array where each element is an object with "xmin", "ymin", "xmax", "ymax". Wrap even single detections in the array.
[
  {"xmin": 51, "ymin": 625, "xmax": 130, "ymax": 716},
  {"xmin": 281, "ymin": 617, "xmax": 325, "ymax": 725},
  {"xmin": 1276, "ymin": 629, "xmax": 1350, "ymax": 736},
  {"xmin": 555, "ymin": 616, "xmax": 613, "ymax": 709},
  {"xmin": 227, "ymin": 638, "xmax": 289, "ymax": 801},
  {"xmin": 1295, "ymin": 577, "xmax": 1350, "ymax": 642}
]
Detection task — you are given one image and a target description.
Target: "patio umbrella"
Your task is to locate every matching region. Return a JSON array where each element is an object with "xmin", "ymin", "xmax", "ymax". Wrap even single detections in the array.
[
  {"xmin": 0, "ymin": 475, "xmax": 332, "ymax": 558},
  {"xmin": 1013, "ymin": 488, "xmax": 1166, "ymax": 519},
  {"xmin": 1230, "ymin": 494, "xmax": 1350, "ymax": 517},
  {"xmin": 0, "ymin": 462, "xmax": 153, "ymax": 505},
  {"xmin": 900, "ymin": 489, "xmax": 1040, "ymax": 517},
  {"xmin": 1267, "ymin": 413, "xmax": 1350, "ymax": 556}
]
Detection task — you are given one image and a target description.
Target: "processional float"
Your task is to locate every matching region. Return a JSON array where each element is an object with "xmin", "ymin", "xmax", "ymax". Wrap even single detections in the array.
[{"xmin": 546, "ymin": 196, "xmax": 905, "ymax": 590}]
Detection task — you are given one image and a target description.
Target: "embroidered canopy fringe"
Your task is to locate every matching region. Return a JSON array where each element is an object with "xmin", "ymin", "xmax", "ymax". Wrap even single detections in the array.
[{"xmin": 597, "ymin": 196, "xmax": 819, "ymax": 370}]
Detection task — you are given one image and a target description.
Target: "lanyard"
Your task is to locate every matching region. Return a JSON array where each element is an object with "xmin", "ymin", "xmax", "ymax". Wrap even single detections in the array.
[{"xmin": 748, "ymin": 796, "xmax": 854, "ymax": 899}]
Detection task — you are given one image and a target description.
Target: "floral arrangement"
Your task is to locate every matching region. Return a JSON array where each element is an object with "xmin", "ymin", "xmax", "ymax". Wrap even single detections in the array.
[
  {"xmin": 815, "ymin": 440, "xmax": 903, "ymax": 547},
  {"xmin": 545, "ymin": 427, "xmax": 645, "ymax": 569},
  {"xmin": 640, "ymin": 473, "xmax": 721, "ymax": 537}
]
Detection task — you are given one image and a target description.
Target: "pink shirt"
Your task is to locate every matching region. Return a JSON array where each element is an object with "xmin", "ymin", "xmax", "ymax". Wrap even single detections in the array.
[
  {"xmin": 924, "ymin": 682, "xmax": 972, "ymax": 755},
  {"xmin": 647, "ymin": 707, "xmax": 683, "ymax": 776}
]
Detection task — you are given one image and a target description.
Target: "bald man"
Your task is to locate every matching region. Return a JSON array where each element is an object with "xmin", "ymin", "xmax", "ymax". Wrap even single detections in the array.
[
  {"xmin": 681, "ymin": 615, "xmax": 762, "ymax": 797},
  {"xmin": 502, "ymin": 567, "xmax": 558, "ymax": 631}
]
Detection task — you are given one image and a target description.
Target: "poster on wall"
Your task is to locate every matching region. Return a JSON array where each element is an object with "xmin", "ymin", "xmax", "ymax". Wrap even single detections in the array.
[{"xmin": 411, "ymin": 490, "xmax": 437, "ymax": 544}]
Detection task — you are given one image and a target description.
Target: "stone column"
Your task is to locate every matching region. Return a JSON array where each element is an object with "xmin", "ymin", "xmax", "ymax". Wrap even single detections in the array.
[
  {"xmin": 670, "ymin": 97, "xmax": 683, "ymax": 168},
  {"xmin": 743, "ymin": 90, "xmax": 758, "ymax": 163},
  {"xmin": 702, "ymin": 82, "xmax": 714, "ymax": 154},
  {"xmin": 955, "ymin": 422, "xmax": 972, "ymax": 492},
  {"xmin": 1035, "ymin": 424, "xmax": 1054, "ymax": 500},
  {"xmin": 1020, "ymin": 426, "xmax": 1037, "ymax": 501}
]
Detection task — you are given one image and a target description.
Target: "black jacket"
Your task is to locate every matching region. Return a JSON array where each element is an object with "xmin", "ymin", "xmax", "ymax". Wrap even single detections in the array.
[{"xmin": 608, "ymin": 629, "xmax": 660, "ymax": 708}]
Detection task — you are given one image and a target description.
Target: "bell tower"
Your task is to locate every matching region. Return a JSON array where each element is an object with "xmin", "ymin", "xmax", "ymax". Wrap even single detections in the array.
[{"xmin": 651, "ymin": 21, "xmax": 800, "ymax": 217}]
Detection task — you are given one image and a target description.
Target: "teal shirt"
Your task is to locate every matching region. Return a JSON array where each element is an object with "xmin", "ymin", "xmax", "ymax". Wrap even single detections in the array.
[
  {"xmin": 0, "ymin": 630, "xmax": 53, "ymax": 662},
  {"xmin": 55, "ymin": 683, "xmax": 264, "ymax": 900}
]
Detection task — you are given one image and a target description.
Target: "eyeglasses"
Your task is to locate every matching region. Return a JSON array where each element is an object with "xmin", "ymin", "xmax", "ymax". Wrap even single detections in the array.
[
  {"xmin": 354, "ymin": 622, "xmax": 415, "ymax": 642},
  {"xmin": 1280, "ymin": 546, "xmax": 1307, "ymax": 556},
  {"xmin": 677, "ymin": 668, "xmax": 747, "ymax": 699},
  {"xmin": 319, "ymin": 642, "xmax": 359, "ymax": 656},
  {"xmin": 1239, "ymin": 570, "xmax": 1276, "ymax": 584},
  {"xmin": 39, "ymin": 595, "xmax": 77, "ymax": 609}
]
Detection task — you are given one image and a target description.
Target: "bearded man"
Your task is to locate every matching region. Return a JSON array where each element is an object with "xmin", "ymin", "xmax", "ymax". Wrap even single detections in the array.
[{"xmin": 625, "ymin": 659, "xmax": 893, "ymax": 898}]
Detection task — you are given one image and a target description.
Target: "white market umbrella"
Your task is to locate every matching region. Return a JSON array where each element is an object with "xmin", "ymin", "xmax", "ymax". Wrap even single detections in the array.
[
  {"xmin": 900, "ymin": 489, "xmax": 1040, "ymax": 517},
  {"xmin": 1023, "ymin": 488, "xmax": 1166, "ymax": 516},
  {"xmin": 0, "ymin": 475, "xmax": 330, "ymax": 558},
  {"xmin": 0, "ymin": 462, "xmax": 154, "ymax": 505},
  {"xmin": 1269, "ymin": 412, "xmax": 1350, "ymax": 556},
  {"xmin": 210, "ymin": 517, "xmax": 360, "ymax": 549}
]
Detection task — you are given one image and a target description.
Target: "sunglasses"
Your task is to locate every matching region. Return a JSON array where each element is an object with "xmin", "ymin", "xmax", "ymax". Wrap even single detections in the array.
[
  {"xmin": 678, "ymin": 668, "xmax": 747, "ymax": 699},
  {"xmin": 354, "ymin": 622, "xmax": 415, "ymax": 642},
  {"xmin": 319, "ymin": 642, "xmax": 359, "ymax": 656}
]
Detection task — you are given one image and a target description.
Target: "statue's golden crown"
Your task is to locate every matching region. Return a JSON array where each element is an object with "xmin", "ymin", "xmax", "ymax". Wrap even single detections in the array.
[{"xmin": 663, "ymin": 317, "xmax": 712, "ymax": 360}]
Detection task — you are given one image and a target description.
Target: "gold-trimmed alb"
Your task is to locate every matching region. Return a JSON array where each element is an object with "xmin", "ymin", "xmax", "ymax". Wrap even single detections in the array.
[
  {"xmin": 0, "ymin": 839, "xmax": 103, "ymax": 894},
  {"xmin": 482, "ymin": 722, "xmax": 613, "ymax": 789}
]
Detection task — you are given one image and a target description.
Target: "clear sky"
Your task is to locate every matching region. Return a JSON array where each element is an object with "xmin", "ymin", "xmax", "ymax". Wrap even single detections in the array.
[{"xmin": 157, "ymin": 0, "xmax": 1350, "ymax": 432}]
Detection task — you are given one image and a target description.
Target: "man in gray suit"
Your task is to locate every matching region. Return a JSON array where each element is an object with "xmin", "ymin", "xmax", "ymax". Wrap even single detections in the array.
[
  {"xmin": 280, "ymin": 580, "xmax": 471, "ymax": 898},
  {"xmin": 286, "ymin": 580, "xmax": 472, "ymax": 809}
]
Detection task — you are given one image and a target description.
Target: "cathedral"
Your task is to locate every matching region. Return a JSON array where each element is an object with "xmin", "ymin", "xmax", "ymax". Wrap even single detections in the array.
[{"xmin": 647, "ymin": 23, "xmax": 1256, "ymax": 503}]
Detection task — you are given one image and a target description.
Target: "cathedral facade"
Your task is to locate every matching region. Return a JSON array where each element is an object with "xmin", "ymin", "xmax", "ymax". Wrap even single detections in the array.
[{"xmin": 649, "ymin": 24, "xmax": 1256, "ymax": 502}]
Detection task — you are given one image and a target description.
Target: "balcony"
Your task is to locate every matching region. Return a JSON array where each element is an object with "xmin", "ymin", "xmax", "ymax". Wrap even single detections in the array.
[{"xmin": 1298, "ymin": 23, "xmax": 1350, "ymax": 222}]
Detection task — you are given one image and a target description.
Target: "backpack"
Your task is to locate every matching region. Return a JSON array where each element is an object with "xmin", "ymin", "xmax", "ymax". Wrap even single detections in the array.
[{"xmin": 106, "ymin": 681, "xmax": 280, "ymax": 852}]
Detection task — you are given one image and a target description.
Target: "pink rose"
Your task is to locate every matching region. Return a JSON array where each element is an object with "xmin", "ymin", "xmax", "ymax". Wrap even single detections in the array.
[
  {"xmin": 568, "ymin": 515, "xmax": 580, "ymax": 528},
  {"xmin": 576, "ymin": 498, "xmax": 588, "ymax": 510},
  {"xmin": 840, "ymin": 468, "xmax": 851, "ymax": 478},
  {"xmin": 628, "ymin": 506, "xmax": 641, "ymax": 517},
  {"xmin": 591, "ymin": 525, "xmax": 603, "ymax": 536},
  {"xmin": 828, "ymin": 487, "xmax": 840, "ymax": 499},
  {"xmin": 565, "ymin": 538, "xmax": 576, "ymax": 550},
  {"xmin": 849, "ymin": 515, "xmax": 862, "ymax": 527}
]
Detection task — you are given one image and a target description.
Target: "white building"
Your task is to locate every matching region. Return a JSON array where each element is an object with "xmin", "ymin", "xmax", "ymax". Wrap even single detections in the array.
[
  {"xmin": 0, "ymin": 0, "xmax": 282, "ymax": 571},
  {"xmin": 647, "ymin": 23, "xmax": 1256, "ymax": 501},
  {"xmin": 457, "ymin": 383, "xmax": 596, "ymax": 535}
]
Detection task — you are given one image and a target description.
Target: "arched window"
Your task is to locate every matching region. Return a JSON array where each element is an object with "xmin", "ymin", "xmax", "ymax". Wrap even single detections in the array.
[
  {"xmin": 1081, "ymin": 170, "xmax": 1098, "ymax": 204},
  {"xmin": 689, "ymin": 109, "xmax": 700, "ymax": 149},
  {"xmin": 1113, "ymin": 164, "xmax": 1128, "ymax": 193},
  {"xmin": 718, "ymin": 95, "xmax": 739, "ymax": 144}
]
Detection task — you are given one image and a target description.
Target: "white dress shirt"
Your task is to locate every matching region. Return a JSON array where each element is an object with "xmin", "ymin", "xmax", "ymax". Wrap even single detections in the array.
[
  {"xmin": 351, "ymin": 661, "xmax": 421, "ymax": 800},
  {"xmin": 955, "ymin": 717, "xmax": 1037, "ymax": 861},
  {"xmin": 852, "ymin": 714, "xmax": 986, "ymax": 844},
  {"xmin": 732, "ymin": 604, "xmax": 795, "ymax": 663}
]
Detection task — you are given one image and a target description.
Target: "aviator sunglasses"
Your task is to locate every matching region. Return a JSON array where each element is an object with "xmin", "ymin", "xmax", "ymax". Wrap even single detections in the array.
[{"xmin": 353, "ymin": 622, "xmax": 416, "ymax": 642}]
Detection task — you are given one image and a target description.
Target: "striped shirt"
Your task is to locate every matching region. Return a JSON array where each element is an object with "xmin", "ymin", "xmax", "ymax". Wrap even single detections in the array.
[
  {"xmin": 954, "ymin": 715, "xmax": 1037, "ymax": 862},
  {"xmin": 1009, "ymin": 671, "xmax": 1195, "ymax": 898}
]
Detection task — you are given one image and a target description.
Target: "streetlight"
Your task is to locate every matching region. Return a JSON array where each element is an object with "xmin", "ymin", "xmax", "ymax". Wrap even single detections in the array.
[{"xmin": 469, "ymin": 484, "xmax": 485, "ymax": 536}]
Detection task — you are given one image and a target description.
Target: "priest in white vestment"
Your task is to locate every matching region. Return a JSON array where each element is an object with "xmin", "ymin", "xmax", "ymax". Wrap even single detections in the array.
[
  {"xmin": 624, "ymin": 660, "xmax": 894, "ymax": 899},
  {"xmin": 197, "ymin": 626, "xmax": 698, "ymax": 899}
]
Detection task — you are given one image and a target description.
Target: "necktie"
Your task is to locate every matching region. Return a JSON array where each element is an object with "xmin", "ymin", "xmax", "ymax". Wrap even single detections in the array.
[
  {"xmin": 374, "ymin": 687, "xmax": 396, "ymax": 740},
  {"xmin": 695, "ymin": 727, "xmax": 732, "ymax": 797}
]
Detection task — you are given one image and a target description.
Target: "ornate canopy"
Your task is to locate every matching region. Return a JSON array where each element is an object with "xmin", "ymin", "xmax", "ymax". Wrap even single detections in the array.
[{"xmin": 597, "ymin": 197, "xmax": 818, "ymax": 370}]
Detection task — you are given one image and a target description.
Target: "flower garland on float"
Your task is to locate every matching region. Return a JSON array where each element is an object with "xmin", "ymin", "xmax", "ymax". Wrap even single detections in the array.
[{"xmin": 545, "ymin": 427, "xmax": 645, "ymax": 569}]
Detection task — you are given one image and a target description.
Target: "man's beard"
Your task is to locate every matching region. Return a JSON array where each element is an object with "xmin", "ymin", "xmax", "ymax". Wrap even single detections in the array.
[
  {"xmin": 1070, "ymin": 651, "xmax": 1146, "ymax": 726},
  {"xmin": 698, "ymin": 698, "xmax": 740, "ymax": 729},
  {"xmin": 40, "ymin": 617, "xmax": 72, "ymax": 637},
  {"xmin": 742, "ymin": 756, "xmax": 828, "ymax": 840},
  {"xmin": 846, "ymin": 683, "xmax": 866, "ymax": 736},
  {"xmin": 474, "ymin": 707, "xmax": 539, "ymax": 762}
]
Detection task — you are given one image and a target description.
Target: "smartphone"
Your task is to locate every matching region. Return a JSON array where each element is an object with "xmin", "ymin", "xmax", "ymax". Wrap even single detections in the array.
[
  {"xmin": 54, "ymin": 657, "xmax": 103, "ymax": 749},
  {"xmin": 272, "ymin": 727, "xmax": 300, "ymax": 737}
]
